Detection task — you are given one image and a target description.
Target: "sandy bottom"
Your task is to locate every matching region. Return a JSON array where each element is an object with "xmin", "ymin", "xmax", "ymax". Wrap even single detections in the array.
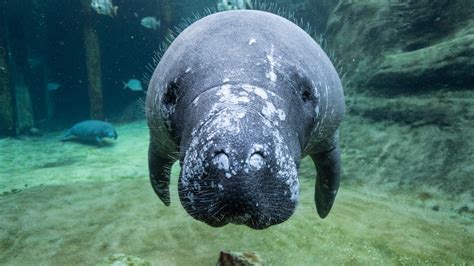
[{"xmin": 1, "ymin": 120, "xmax": 473, "ymax": 265}]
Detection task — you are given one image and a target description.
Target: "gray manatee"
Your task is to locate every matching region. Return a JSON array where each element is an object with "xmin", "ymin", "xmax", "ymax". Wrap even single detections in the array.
[
  {"xmin": 146, "ymin": 10, "xmax": 345, "ymax": 229},
  {"xmin": 61, "ymin": 120, "xmax": 117, "ymax": 144}
]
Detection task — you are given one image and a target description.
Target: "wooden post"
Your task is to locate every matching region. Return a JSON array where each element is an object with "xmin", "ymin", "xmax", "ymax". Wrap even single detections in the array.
[
  {"xmin": 81, "ymin": 0, "xmax": 104, "ymax": 120},
  {"xmin": 160, "ymin": 0, "xmax": 175, "ymax": 39},
  {"xmin": 0, "ymin": 47, "xmax": 16, "ymax": 137},
  {"xmin": 0, "ymin": 6, "xmax": 16, "ymax": 137}
]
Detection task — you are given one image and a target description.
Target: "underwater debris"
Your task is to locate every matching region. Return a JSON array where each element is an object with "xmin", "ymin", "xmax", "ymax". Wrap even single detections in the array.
[{"xmin": 90, "ymin": 0, "xmax": 118, "ymax": 17}]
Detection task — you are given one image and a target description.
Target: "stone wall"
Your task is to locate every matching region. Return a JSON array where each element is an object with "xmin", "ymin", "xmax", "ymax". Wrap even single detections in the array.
[{"xmin": 325, "ymin": 0, "xmax": 474, "ymax": 92}]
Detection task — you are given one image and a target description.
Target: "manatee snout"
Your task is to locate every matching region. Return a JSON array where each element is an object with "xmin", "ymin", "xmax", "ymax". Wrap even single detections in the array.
[
  {"xmin": 105, "ymin": 128, "xmax": 118, "ymax": 140},
  {"xmin": 178, "ymin": 109, "xmax": 299, "ymax": 229}
]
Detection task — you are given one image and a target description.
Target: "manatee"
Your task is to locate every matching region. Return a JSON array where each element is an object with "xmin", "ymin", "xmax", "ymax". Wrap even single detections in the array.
[
  {"xmin": 146, "ymin": 10, "xmax": 345, "ymax": 229},
  {"xmin": 61, "ymin": 120, "xmax": 117, "ymax": 144}
]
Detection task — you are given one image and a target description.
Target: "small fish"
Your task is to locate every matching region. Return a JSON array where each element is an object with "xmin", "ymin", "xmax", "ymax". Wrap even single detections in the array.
[
  {"xmin": 90, "ymin": 0, "xmax": 118, "ymax": 17},
  {"xmin": 141, "ymin": 16, "xmax": 161, "ymax": 30},
  {"xmin": 217, "ymin": 0, "xmax": 253, "ymax": 11},
  {"xmin": 123, "ymin": 79, "xmax": 143, "ymax": 91},
  {"xmin": 47, "ymin": 82, "xmax": 61, "ymax": 91}
]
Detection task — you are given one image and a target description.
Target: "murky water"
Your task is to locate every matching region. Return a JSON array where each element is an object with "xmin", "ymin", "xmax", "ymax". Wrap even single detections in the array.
[{"xmin": 1, "ymin": 0, "xmax": 473, "ymax": 264}]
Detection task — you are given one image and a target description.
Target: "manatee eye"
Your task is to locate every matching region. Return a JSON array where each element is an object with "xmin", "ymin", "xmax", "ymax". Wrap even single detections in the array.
[
  {"xmin": 162, "ymin": 81, "xmax": 179, "ymax": 115},
  {"xmin": 302, "ymin": 87, "xmax": 312, "ymax": 102},
  {"xmin": 292, "ymin": 70, "xmax": 317, "ymax": 104},
  {"xmin": 300, "ymin": 82, "xmax": 316, "ymax": 103},
  {"xmin": 163, "ymin": 82, "xmax": 178, "ymax": 106}
]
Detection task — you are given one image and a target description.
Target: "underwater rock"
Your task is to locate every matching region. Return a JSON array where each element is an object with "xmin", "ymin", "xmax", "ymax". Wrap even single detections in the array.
[
  {"xmin": 368, "ymin": 33, "xmax": 474, "ymax": 90},
  {"xmin": 325, "ymin": 0, "xmax": 474, "ymax": 91},
  {"xmin": 101, "ymin": 254, "xmax": 150, "ymax": 266},
  {"xmin": 217, "ymin": 251, "xmax": 264, "ymax": 266}
]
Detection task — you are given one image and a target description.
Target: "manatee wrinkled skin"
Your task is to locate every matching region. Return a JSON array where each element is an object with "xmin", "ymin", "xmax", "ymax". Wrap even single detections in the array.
[
  {"xmin": 61, "ymin": 120, "xmax": 117, "ymax": 144},
  {"xmin": 146, "ymin": 10, "xmax": 345, "ymax": 229}
]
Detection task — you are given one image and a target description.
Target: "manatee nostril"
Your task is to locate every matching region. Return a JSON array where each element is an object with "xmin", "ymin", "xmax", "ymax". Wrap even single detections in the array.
[
  {"xmin": 248, "ymin": 152, "xmax": 265, "ymax": 171},
  {"xmin": 212, "ymin": 152, "xmax": 230, "ymax": 172}
]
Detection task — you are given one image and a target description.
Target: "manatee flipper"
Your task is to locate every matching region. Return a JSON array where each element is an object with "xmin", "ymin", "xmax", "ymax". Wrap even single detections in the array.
[
  {"xmin": 148, "ymin": 143, "xmax": 175, "ymax": 206},
  {"xmin": 60, "ymin": 130, "xmax": 73, "ymax": 141},
  {"xmin": 310, "ymin": 131, "xmax": 342, "ymax": 218},
  {"xmin": 95, "ymin": 136, "xmax": 104, "ymax": 145}
]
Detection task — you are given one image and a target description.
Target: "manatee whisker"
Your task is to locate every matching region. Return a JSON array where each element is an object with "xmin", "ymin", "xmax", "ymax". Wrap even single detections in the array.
[{"xmin": 209, "ymin": 202, "xmax": 227, "ymax": 221}]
